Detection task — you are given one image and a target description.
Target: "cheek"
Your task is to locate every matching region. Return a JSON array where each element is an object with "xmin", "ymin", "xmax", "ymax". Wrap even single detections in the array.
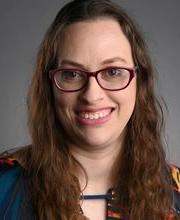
[
  {"xmin": 53, "ymin": 94, "xmax": 73, "ymax": 128},
  {"xmin": 115, "ymin": 80, "xmax": 137, "ymax": 118},
  {"xmin": 53, "ymin": 87, "xmax": 77, "ymax": 118},
  {"xmin": 53, "ymin": 87, "xmax": 70, "ymax": 108},
  {"xmin": 117, "ymin": 79, "xmax": 136, "ymax": 105}
]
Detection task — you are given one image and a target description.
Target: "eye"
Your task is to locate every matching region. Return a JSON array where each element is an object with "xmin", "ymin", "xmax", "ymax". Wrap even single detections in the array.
[
  {"xmin": 106, "ymin": 68, "xmax": 124, "ymax": 77},
  {"xmin": 59, "ymin": 70, "xmax": 84, "ymax": 81},
  {"xmin": 102, "ymin": 68, "xmax": 127, "ymax": 79}
]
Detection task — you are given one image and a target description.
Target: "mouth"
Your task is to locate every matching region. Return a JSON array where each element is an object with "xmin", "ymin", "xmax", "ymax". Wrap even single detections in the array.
[{"xmin": 75, "ymin": 108, "xmax": 115, "ymax": 125}]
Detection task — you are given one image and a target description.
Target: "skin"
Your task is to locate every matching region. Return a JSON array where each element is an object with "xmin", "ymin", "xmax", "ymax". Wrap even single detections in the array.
[{"xmin": 53, "ymin": 19, "xmax": 137, "ymax": 220}]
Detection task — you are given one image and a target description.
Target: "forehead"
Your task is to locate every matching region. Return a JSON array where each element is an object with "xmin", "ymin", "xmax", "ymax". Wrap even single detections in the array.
[{"xmin": 58, "ymin": 19, "xmax": 134, "ymax": 68}]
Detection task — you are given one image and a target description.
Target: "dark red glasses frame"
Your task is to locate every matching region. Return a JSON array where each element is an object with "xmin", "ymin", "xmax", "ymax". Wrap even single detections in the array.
[{"xmin": 49, "ymin": 66, "xmax": 137, "ymax": 92}]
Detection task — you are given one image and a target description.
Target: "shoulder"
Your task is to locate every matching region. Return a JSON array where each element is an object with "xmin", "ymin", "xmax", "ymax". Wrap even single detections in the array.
[
  {"xmin": 169, "ymin": 164, "xmax": 180, "ymax": 192},
  {"xmin": 0, "ymin": 156, "xmax": 27, "ymax": 219},
  {"xmin": 0, "ymin": 156, "xmax": 24, "ymax": 186},
  {"xmin": 168, "ymin": 164, "xmax": 180, "ymax": 215},
  {"xmin": 0, "ymin": 156, "xmax": 24, "ymax": 188}
]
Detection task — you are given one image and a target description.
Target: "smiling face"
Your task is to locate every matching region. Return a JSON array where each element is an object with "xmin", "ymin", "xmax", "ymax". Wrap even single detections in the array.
[{"xmin": 52, "ymin": 19, "xmax": 137, "ymax": 151}]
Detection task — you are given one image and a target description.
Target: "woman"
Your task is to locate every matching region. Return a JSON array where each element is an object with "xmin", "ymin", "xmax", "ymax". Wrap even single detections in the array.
[{"xmin": 0, "ymin": 0, "xmax": 179, "ymax": 219}]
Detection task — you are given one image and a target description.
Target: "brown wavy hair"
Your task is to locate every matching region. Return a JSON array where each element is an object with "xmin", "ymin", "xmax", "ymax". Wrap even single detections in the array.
[{"xmin": 11, "ymin": 0, "xmax": 177, "ymax": 219}]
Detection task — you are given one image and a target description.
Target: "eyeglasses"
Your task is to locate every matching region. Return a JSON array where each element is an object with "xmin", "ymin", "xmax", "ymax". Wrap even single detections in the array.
[{"xmin": 49, "ymin": 66, "xmax": 137, "ymax": 92}]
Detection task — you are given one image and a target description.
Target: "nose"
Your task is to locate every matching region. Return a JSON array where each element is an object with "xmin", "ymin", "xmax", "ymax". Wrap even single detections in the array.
[{"xmin": 79, "ymin": 77, "xmax": 105, "ymax": 104}]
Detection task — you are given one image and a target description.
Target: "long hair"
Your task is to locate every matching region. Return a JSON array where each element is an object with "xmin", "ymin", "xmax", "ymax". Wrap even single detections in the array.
[{"xmin": 12, "ymin": 0, "xmax": 176, "ymax": 219}]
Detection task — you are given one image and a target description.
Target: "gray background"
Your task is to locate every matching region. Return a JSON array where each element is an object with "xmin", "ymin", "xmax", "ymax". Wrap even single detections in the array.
[{"xmin": 0, "ymin": 0, "xmax": 179, "ymax": 165}]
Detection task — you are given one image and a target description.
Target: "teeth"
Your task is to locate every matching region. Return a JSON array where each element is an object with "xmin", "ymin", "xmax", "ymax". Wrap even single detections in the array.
[
  {"xmin": 94, "ymin": 113, "xmax": 99, "ymax": 119},
  {"xmin": 89, "ymin": 114, "xmax": 94, "ymax": 119},
  {"xmin": 79, "ymin": 110, "xmax": 111, "ymax": 120},
  {"xmin": 85, "ymin": 113, "xmax": 89, "ymax": 119},
  {"xmin": 99, "ymin": 112, "xmax": 103, "ymax": 117}
]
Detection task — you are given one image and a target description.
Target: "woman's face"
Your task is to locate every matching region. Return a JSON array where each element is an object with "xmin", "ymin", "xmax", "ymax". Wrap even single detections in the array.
[{"xmin": 53, "ymin": 19, "xmax": 136, "ymax": 150}]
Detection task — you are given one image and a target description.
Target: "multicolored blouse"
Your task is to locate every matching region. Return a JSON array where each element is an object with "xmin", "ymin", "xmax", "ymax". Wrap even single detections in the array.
[{"xmin": 0, "ymin": 157, "xmax": 179, "ymax": 219}]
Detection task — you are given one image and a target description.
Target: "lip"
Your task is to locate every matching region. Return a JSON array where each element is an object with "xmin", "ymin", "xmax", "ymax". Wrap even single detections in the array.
[{"xmin": 75, "ymin": 107, "xmax": 115, "ymax": 126}]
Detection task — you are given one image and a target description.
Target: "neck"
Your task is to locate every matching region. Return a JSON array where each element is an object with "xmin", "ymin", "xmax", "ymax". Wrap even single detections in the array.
[{"xmin": 70, "ymin": 142, "xmax": 121, "ymax": 195}]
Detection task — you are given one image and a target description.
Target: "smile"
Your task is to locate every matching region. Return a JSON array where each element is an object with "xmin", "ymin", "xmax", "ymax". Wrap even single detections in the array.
[
  {"xmin": 79, "ymin": 109, "xmax": 111, "ymax": 120},
  {"xmin": 76, "ymin": 108, "xmax": 114, "ymax": 125}
]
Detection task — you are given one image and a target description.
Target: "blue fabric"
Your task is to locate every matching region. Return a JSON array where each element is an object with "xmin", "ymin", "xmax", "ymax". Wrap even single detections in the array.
[
  {"xmin": 0, "ymin": 158, "xmax": 179, "ymax": 219},
  {"xmin": 0, "ymin": 162, "xmax": 33, "ymax": 220}
]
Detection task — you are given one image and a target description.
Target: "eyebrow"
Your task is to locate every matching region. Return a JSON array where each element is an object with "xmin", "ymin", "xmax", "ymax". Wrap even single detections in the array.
[
  {"xmin": 101, "ymin": 57, "xmax": 127, "ymax": 65},
  {"xmin": 59, "ymin": 57, "xmax": 127, "ymax": 69}
]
